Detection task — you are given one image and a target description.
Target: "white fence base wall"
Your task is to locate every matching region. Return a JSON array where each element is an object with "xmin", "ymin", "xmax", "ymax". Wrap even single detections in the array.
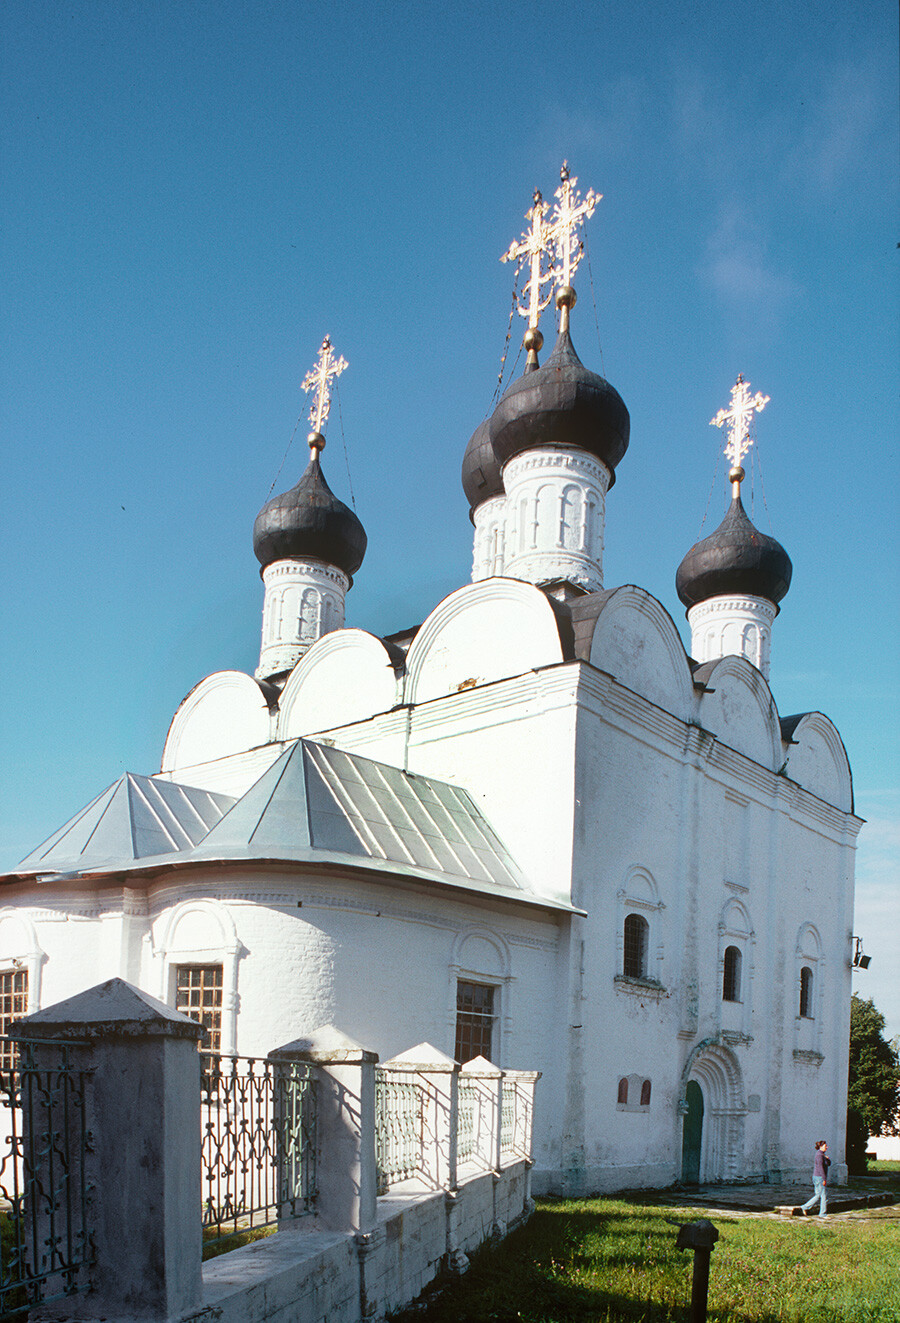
[{"xmin": 195, "ymin": 1161, "xmax": 532, "ymax": 1323}]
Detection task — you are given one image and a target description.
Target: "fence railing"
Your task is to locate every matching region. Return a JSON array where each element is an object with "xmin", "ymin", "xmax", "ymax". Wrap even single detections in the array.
[
  {"xmin": 0, "ymin": 1038, "xmax": 94, "ymax": 1319},
  {"xmin": 3, "ymin": 985, "xmax": 541, "ymax": 1323},
  {"xmin": 457, "ymin": 1076, "xmax": 479, "ymax": 1165},
  {"xmin": 374, "ymin": 1068, "xmax": 422, "ymax": 1192},
  {"xmin": 200, "ymin": 1053, "xmax": 316, "ymax": 1246},
  {"xmin": 375, "ymin": 1056, "xmax": 539, "ymax": 1194}
]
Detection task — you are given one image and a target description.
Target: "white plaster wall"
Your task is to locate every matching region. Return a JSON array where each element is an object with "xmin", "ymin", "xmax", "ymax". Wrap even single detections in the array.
[
  {"xmin": 0, "ymin": 870, "xmax": 569, "ymax": 1182},
  {"xmin": 695, "ymin": 658, "xmax": 783, "ymax": 771},
  {"xmin": 564, "ymin": 667, "xmax": 857, "ymax": 1190},
  {"xmin": 162, "ymin": 672, "xmax": 273, "ymax": 775},
  {"xmin": 588, "ymin": 586, "xmax": 694, "ymax": 722},
  {"xmin": 782, "ymin": 713, "xmax": 853, "ymax": 813},
  {"xmin": 278, "ymin": 631, "xmax": 399, "ymax": 741},
  {"xmin": 403, "ymin": 580, "xmax": 567, "ymax": 706}
]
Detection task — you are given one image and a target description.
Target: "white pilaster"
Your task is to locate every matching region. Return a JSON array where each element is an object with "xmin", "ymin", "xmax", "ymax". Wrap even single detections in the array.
[
  {"xmin": 501, "ymin": 447, "xmax": 609, "ymax": 591},
  {"xmin": 256, "ymin": 558, "xmax": 349, "ymax": 680},
  {"xmin": 687, "ymin": 594, "xmax": 777, "ymax": 679},
  {"xmin": 471, "ymin": 494, "xmax": 507, "ymax": 583}
]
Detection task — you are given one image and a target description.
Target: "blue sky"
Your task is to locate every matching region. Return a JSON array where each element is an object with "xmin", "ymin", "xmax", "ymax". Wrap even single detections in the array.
[{"xmin": 2, "ymin": 2, "xmax": 898, "ymax": 1033}]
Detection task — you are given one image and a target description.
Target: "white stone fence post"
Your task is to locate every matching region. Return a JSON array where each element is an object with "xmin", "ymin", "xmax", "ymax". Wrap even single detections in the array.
[
  {"xmin": 11, "ymin": 977, "xmax": 204, "ymax": 1323},
  {"xmin": 269, "ymin": 1025, "xmax": 378, "ymax": 1236}
]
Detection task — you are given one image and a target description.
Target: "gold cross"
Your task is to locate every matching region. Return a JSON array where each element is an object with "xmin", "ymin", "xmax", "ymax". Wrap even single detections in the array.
[
  {"xmin": 302, "ymin": 336, "xmax": 348, "ymax": 436},
  {"xmin": 550, "ymin": 161, "xmax": 601, "ymax": 290},
  {"xmin": 710, "ymin": 375, "xmax": 770, "ymax": 473},
  {"xmin": 500, "ymin": 189, "xmax": 557, "ymax": 330}
]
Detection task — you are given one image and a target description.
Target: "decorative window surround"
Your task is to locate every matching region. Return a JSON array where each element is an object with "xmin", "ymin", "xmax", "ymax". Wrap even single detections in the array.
[
  {"xmin": 616, "ymin": 869, "xmax": 665, "ymax": 988},
  {"xmin": 616, "ymin": 1073, "xmax": 652, "ymax": 1112},
  {"xmin": 0, "ymin": 910, "xmax": 44, "ymax": 1015},
  {"xmin": 717, "ymin": 899, "xmax": 755, "ymax": 1040},
  {"xmin": 449, "ymin": 927, "xmax": 512, "ymax": 1067},
  {"xmin": 154, "ymin": 899, "xmax": 241, "ymax": 1056},
  {"xmin": 794, "ymin": 924, "xmax": 824, "ymax": 1060},
  {"xmin": 614, "ymin": 974, "xmax": 666, "ymax": 1000}
]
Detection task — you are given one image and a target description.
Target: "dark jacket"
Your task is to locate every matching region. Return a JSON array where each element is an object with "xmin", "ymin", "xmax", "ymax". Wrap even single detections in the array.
[{"xmin": 813, "ymin": 1149, "xmax": 830, "ymax": 1180}]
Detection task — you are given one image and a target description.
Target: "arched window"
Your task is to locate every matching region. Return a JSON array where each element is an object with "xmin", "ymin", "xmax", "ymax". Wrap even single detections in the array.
[
  {"xmin": 799, "ymin": 965, "xmax": 814, "ymax": 1019},
  {"xmin": 617, "ymin": 1077, "xmax": 628, "ymax": 1105},
  {"xmin": 722, "ymin": 946, "xmax": 742, "ymax": 1002},
  {"xmin": 623, "ymin": 913, "xmax": 648, "ymax": 978},
  {"xmin": 640, "ymin": 1079, "xmax": 652, "ymax": 1107}
]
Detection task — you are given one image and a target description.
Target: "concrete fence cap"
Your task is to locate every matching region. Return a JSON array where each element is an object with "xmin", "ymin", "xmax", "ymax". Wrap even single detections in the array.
[
  {"xmin": 269, "ymin": 1023, "xmax": 379, "ymax": 1064},
  {"xmin": 382, "ymin": 1042, "xmax": 459, "ymax": 1072},
  {"xmin": 10, "ymin": 977, "xmax": 205, "ymax": 1041},
  {"xmin": 459, "ymin": 1055, "xmax": 503, "ymax": 1078}
]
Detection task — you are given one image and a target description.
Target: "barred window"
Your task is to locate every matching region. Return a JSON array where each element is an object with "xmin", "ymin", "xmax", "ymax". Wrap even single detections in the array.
[
  {"xmin": 623, "ymin": 914, "xmax": 648, "ymax": 978},
  {"xmin": 0, "ymin": 969, "xmax": 28, "ymax": 1079},
  {"xmin": 640, "ymin": 1079, "xmax": 652, "ymax": 1107},
  {"xmin": 617, "ymin": 1077, "xmax": 628, "ymax": 1105},
  {"xmin": 455, "ymin": 981, "xmax": 495, "ymax": 1065},
  {"xmin": 723, "ymin": 946, "xmax": 742, "ymax": 1002},
  {"xmin": 799, "ymin": 965, "xmax": 814, "ymax": 1019},
  {"xmin": 175, "ymin": 964, "xmax": 223, "ymax": 1052}
]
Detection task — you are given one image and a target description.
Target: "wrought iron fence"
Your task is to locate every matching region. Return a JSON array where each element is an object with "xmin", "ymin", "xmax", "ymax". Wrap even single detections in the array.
[
  {"xmin": 374, "ymin": 1068, "xmax": 422, "ymax": 1192},
  {"xmin": 200, "ymin": 1053, "xmax": 316, "ymax": 1247},
  {"xmin": 500, "ymin": 1079, "xmax": 517, "ymax": 1155},
  {"xmin": 457, "ymin": 1076, "xmax": 479, "ymax": 1165},
  {"xmin": 0, "ymin": 1037, "xmax": 94, "ymax": 1318}
]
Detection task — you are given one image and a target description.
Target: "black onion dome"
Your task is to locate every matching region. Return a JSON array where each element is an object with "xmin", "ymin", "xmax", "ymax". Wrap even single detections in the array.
[
  {"xmin": 676, "ymin": 495, "xmax": 792, "ymax": 610},
  {"xmin": 253, "ymin": 452, "xmax": 367, "ymax": 578},
  {"xmin": 488, "ymin": 327, "xmax": 630, "ymax": 486},
  {"xmin": 461, "ymin": 418, "xmax": 504, "ymax": 513}
]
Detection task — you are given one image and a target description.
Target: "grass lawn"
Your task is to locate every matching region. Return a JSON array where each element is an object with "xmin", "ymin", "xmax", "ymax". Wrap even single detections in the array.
[{"xmin": 390, "ymin": 1194, "xmax": 900, "ymax": 1323}]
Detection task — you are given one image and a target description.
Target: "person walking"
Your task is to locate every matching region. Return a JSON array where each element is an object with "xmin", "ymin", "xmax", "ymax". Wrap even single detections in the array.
[{"xmin": 800, "ymin": 1140, "xmax": 830, "ymax": 1217}]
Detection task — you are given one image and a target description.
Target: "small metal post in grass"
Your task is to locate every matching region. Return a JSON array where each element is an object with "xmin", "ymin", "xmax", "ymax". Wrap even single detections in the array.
[{"xmin": 675, "ymin": 1218, "xmax": 719, "ymax": 1323}]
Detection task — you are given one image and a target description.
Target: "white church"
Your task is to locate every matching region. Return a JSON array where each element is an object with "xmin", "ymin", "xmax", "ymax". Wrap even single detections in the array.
[{"xmin": 0, "ymin": 169, "xmax": 861, "ymax": 1193}]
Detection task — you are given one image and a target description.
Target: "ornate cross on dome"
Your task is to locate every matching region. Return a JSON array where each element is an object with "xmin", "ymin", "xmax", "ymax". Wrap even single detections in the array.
[
  {"xmin": 500, "ymin": 189, "xmax": 557, "ymax": 335},
  {"xmin": 711, "ymin": 374, "xmax": 769, "ymax": 496},
  {"xmin": 550, "ymin": 161, "xmax": 601, "ymax": 290},
  {"xmin": 302, "ymin": 335, "xmax": 348, "ymax": 443}
]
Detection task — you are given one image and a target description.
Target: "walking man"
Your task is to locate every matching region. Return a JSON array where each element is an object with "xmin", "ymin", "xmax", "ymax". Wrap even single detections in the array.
[{"xmin": 801, "ymin": 1139, "xmax": 830, "ymax": 1217}]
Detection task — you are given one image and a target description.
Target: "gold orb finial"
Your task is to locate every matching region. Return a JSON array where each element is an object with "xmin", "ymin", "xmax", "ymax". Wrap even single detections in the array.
[
  {"xmin": 523, "ymin": 327, "xmax": 544, "ymax": 353},
  {"xmin": 308, "ymin": 430, "xmax": 325, "ymax": 453}
]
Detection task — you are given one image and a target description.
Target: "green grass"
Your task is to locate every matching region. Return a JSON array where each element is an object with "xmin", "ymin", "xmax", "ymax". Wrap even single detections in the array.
[
  {"xmin": 201, "ymin": 1222, "xmax": 275, "ymax": 1261},
  {"xmin": 389, "ymin": 1196, "xmax": 900, "ymax": 1323}
]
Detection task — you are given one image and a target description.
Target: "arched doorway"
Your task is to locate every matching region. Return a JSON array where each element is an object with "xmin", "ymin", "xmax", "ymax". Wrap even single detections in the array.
[
  {"xmin": 681, "ymin": 1080, "xmax": 704, "ymax": 1184},
  {"xmin": 679, "ymin": 1042, "xmax": 746, "ymax": 1184}
]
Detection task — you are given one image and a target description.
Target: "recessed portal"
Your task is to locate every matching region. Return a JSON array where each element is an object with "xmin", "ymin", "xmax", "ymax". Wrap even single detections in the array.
[{"xmin": 681, "ymin": 1079, "xmax": 704, "ymax": 1185}]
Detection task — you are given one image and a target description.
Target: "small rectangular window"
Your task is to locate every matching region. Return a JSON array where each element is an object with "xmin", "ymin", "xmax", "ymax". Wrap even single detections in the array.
[
  {"xmin": 455, "ymin": 981, "xmax": 495, "ymax": 1065},
  {"xmin": 0, "ymin": 969, "xmax": 28, "ymax": 1080},
  {"xmin": 623, "ymin": 914, "xmax": 648, "ymax": 978},
  {"xmin": 799, "ymin": 965, "xmax": 814, "ymax": 1019},
  {"xmin": 175, "ymin": 964, "xmax": 223, "ymax": 1053},
  {"xmin": 723, "ymin": 946, "xmax": 742, "ymax": 1002}
]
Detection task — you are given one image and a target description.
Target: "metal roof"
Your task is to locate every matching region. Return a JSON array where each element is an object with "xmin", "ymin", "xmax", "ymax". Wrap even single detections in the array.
[
  {"xmin": 16, "ymin": 774, "xmax": 236, "ymax": 873},
  {"xmin": 8, "ymin": 741, "xmax": 580, "ymax": 915},
  {"xmin": 194, "ymin": 739, "xmax": 527, "ymax": 893}
]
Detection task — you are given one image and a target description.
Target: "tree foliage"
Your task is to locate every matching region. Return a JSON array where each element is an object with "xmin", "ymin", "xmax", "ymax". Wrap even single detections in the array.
[{"xmin": 848, "ymin": 995, "xmax": 900, "ymax": 1136}]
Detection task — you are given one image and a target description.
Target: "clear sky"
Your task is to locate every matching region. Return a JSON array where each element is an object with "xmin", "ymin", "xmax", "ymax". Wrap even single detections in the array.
[{"xmin": 2, "ymin": 2, "xmax": 898, "ymax": 1034}]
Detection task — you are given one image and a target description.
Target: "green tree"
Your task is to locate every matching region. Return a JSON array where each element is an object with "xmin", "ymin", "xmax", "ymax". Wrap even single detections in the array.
[{"xmin": 848, "ymin": 995, "xmax": 900, "ymax": 1136}]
